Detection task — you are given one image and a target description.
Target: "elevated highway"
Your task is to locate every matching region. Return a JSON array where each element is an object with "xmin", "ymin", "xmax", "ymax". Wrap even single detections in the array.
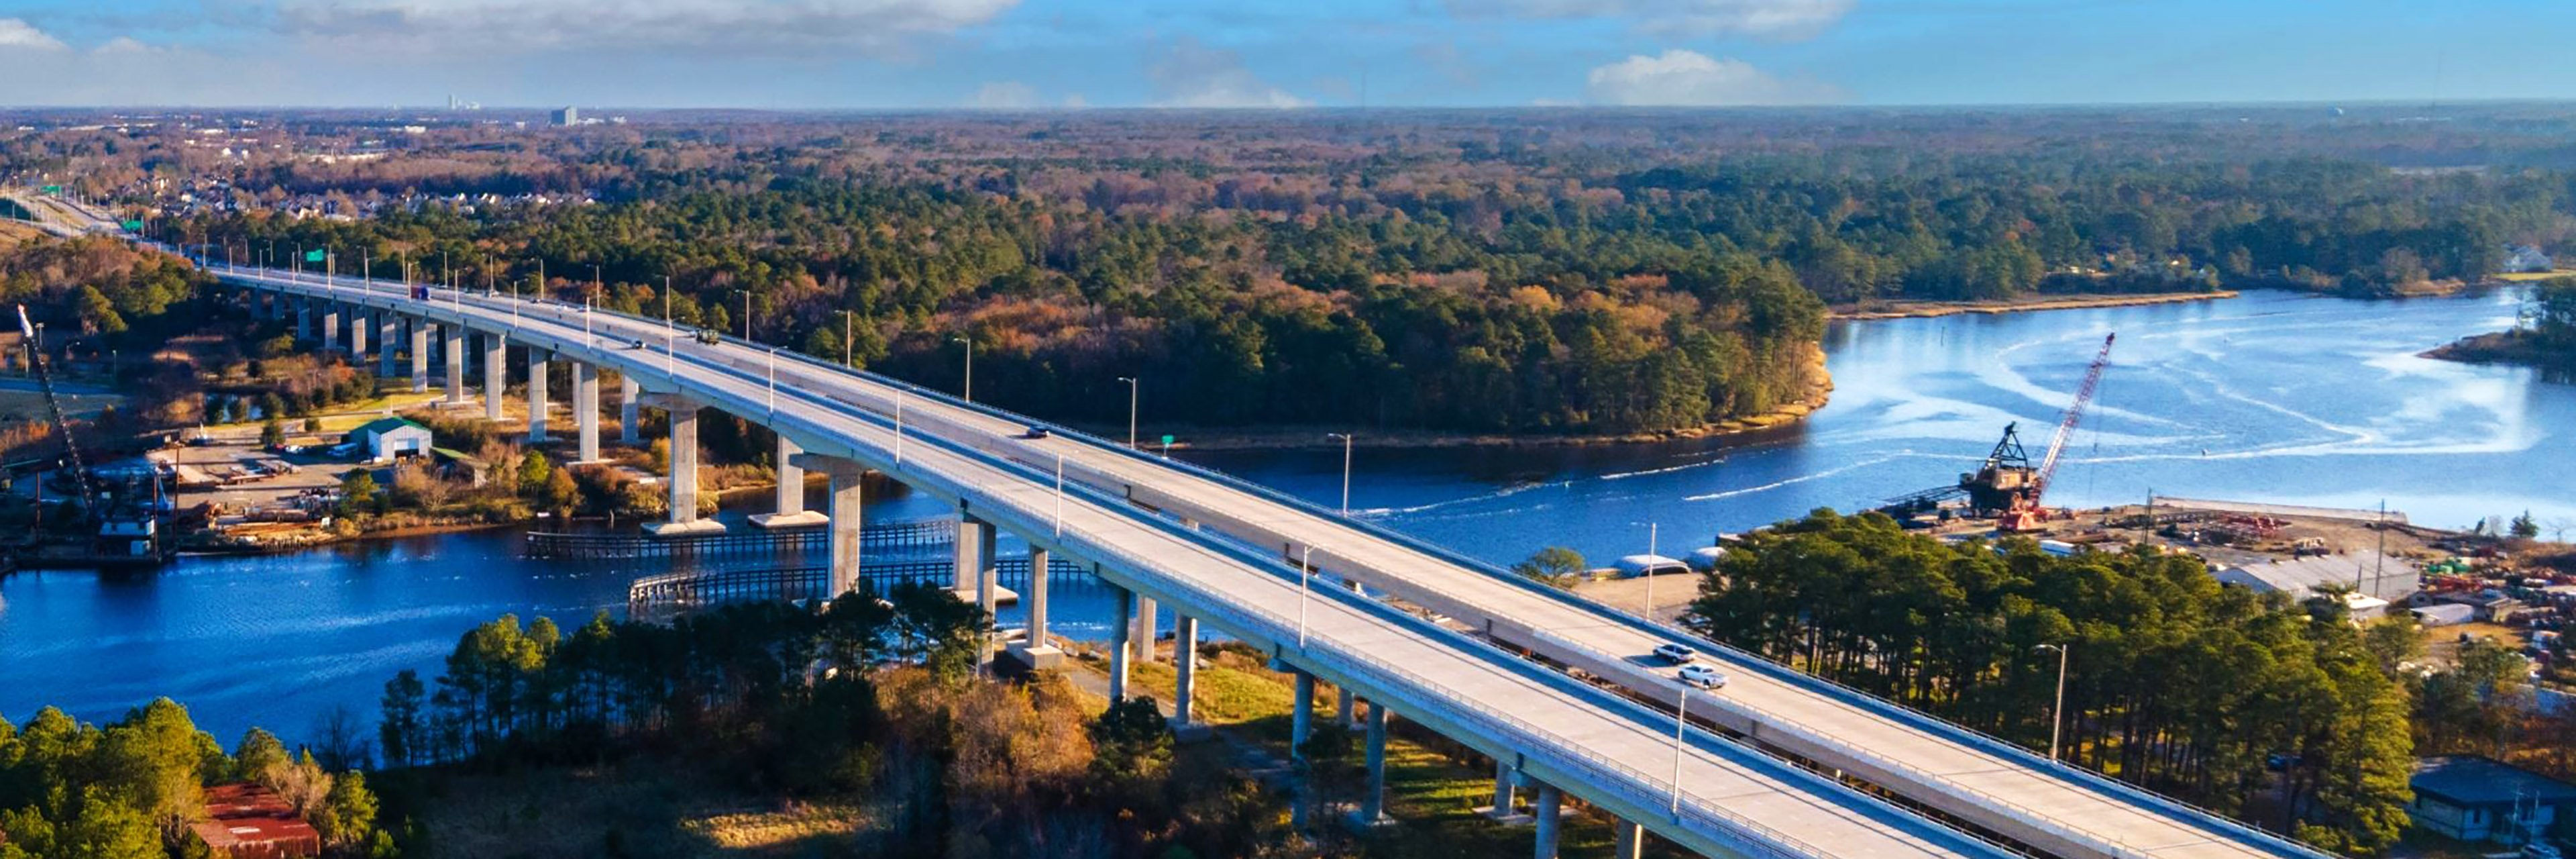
[{"xmin": 200, "ymin": 257, "xmax": 2012, "ymax": 859}]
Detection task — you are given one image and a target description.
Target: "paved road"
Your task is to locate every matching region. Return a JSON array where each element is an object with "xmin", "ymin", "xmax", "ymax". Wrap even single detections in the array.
[{"xmin": 214, "ymin": 262, "xmax": 2010, "ymax": 859}]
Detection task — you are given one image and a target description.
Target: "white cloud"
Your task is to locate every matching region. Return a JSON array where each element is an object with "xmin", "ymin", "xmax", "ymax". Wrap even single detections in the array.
[
  {"xmin": 1146, "ymin": 36, "xmax": 1308, "ymax": 109},
  {"xmin": 1582, "ymin": 49, "xmax": 1840, "ymax": 105},
  {"xmin": 1446, "ymin": 0, "xmax": 1849, "ymax": 39},
  {"xmin": 967, "ymin": 80, "xmax": 1038, "ymax": 109},
  {"xmin": 270, "ymin": 0, "xmax": 1018, "ymax": 54},
  {"xmin": 1061, "ymin": 93, "xmax": 1089, "ymax": 109},
  {"xmin": 0, "ymin": 19, "xmax": 66, "ymax": 51}
]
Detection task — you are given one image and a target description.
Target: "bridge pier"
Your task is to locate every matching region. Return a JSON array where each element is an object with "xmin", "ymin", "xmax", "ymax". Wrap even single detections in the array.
[
  {"xmin": 824, "ymin": 460, "xmax": 863, "ymax": 595},
  {"xmin": 482, "ymin": 332, "xmax": 505, "ymax": 421},
  {"xmin": 1609, "ymin": 818, "xmax": 1644, "ymax": 859},
  {"xmin": 750, "ymin": 436, "xmax": 825, "ymax": 527},
  {"xmin": 1132, "ymin": 596, "xmax": 1159, "ymax": 664},
  {"xmin": 573, "ymin": 362, "xmax": 600, "ymax": 462},
  {"xmin": 1290, "ymin": 668, "xmax": 1315, "ymax": 760},
  {"xmin": 1340, "ymin": 687, "xmax": 1356, "ymax": 728},
  {"xmin": 1480, "ymin": 758, "xmax": 1529, "ymax": 823},
  {"xmin": 295, "ymin": 296, "xmax": 312, "ymax": 340},
  {"xmin": 1533, "ymin": 784, "xmax": 1562, "ymax": 859},
  {"xmin": 443, "ymin": 325, "xmax": 466, "ymax": 405},
  {"xmin": 642, "ymin": 393, "xmax": 722, "ymax": 536},
  {"xmin": 1358, "ymin": 701, "xmax": 1389, "ymax": 825},
  {"xmin": 1171, "ymin": 614, "xmax": 1199, "ymax": 727},
  {"xmin": 378, "ymin": 315, "xmax": 397, "ymax": 377},
  {"xmin": 525, "ymin": 348, "xmax": 549, "ymax": 442},
  {"xmin": 320, "ymin": 302, "xmax": 340, "ymax": 353},
  {"xmin": 956, "ymin": 512, "xmax": 1000, "ymax": 666},
  {"xmin": 1108, "ymin": 586, "xmax": 1134, "ymax": 701},
  {"xmin": 619, "ymin": 376, "xmax": 641, "ymax": 443},
  {"xmin": 409, "ymin": 321, "xmax": 431, "ymax": 393},
  {"xmin": 347, "ymin": 310, "xmax": 368, "ymax": 360},
  {"xmin": 1007, "ymin": 547, "xmax": 1060, "ymax": 668}
]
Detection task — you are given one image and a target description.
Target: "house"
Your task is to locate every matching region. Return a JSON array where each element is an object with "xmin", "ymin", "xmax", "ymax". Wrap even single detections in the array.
[
  {"xmin": 2505, "ymin": 244, "xmax": 2555, "ymax": 274},
  {"xmin": 189, "ymin": 783, "xmax": 321, "ymax": 858},
  {"xmin": 2410, "ymin": 756, "xmax": 2576, "ymax": 846},
  {"xmin": 347, "ymin": 417, "xmax": 431, "ymax": 462},
  {"xmin": 2212, "ymin": 550, "xmax": 2416, "ymax": 607},
  {"xmin": 431, "ymin": 447, "xmax": 490, "ymax": 488}
]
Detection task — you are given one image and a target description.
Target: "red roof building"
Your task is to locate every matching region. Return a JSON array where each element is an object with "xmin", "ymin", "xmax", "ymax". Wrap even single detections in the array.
[{"xmin": 189, "ymin": 783, "xmax": 321, "ymax": 859}]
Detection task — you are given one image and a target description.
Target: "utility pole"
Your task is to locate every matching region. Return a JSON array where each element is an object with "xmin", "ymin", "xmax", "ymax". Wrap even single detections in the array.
[
  {"xmin": 1326, "ymin": 432, "xmax": 1354, "ymax": 515},
  {"xmin": 2037, "ymin": 643, "xmax": 2070, "ymax": 763},
  {"xmin": 954, "ymin": 336, "xmax": 974, "ymax": 403},
  {"xmin": 1118, "ymin": 376, "xmax": 1138, "ymax": 448}
]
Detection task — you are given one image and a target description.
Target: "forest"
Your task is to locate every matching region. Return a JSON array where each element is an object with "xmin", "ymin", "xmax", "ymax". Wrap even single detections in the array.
[
  {"xmin": 14, "ymin": 107, "xmax": 2571, "ymax": 436},
  {"xmin": 1686, "ymin": 510, "xmax": 2414, "ymax": 853}
]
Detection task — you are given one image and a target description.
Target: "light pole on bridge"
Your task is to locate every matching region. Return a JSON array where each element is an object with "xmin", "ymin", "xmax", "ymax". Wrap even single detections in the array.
[
  {"xmin": 1117, "ymin": 376, "xmax": 1138, "ymax": 448},
  {"xmin": 1326, "ymin": 432, "xmax": 1354, "ymax": 516},
  {"xmin": 953, "ymin": 336, "xmax": 974, "ymax": 404},
  {"xmin": 2036, "ymin": 643, "xmax": 2070, "ymax": 764}
]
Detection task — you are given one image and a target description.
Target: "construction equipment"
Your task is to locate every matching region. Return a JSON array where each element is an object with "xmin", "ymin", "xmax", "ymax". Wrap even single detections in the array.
[
  {"xmin": 1880, "ymin": 333, "xmax": 2116, "ymax": 531},
  {"xmin": 1998, "ymin": 333, "xmax": 2116, "ymax": 530},
  {"xmin": 16, "ymin": 303, "xmax": 93, "ymax": 513}
]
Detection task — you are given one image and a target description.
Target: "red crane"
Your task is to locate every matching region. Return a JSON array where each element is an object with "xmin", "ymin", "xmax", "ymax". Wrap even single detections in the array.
[{"xmin": 2006, "ymin": 332, "xmax": 2115, "ymax": 531}]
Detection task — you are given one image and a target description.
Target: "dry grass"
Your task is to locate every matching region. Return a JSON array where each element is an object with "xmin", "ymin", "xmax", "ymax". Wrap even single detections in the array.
[{"xmin": 682, "ymin": 801, "xmax": 871, "ymax": 852}]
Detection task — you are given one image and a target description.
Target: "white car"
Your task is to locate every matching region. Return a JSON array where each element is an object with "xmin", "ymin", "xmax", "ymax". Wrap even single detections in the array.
[
  {"xmin": 1652, "ymin": 643, "xmax": 1699, "ymax": 664},
  {"xmin": 1678, "ymin": 664, "xmax": 1728, "ymax": 689}
]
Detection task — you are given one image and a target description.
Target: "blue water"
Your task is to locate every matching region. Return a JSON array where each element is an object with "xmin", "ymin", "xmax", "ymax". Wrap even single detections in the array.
[{"xmin": 5, "ymin": 288, "xmax": 2569, "ymax": 744}]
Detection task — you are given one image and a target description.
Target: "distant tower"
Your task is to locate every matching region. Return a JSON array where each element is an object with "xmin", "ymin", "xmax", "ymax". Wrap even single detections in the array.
[
  {"xmin": 551, "ymin": 106, "xmax": 579, "ymax": 127},
  {"xmin": 447, "ymin": 93, "xmax": 458, "ymax": 111}
]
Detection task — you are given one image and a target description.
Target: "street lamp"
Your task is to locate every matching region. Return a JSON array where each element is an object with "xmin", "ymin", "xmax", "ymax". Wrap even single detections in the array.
[
  {"xmin": 1298, "ymin": 544, "xmax": 1322, "ymax": 647},
  {"xmin": 1116, "ymin": 376, "xmax": 1138, "ymax": 448},
  {"xmin": 1672, "ymin": 683, "xmax": 1690, "ymax": 813},
  {"xmin": 953, "ymin": 336, "xmax": 974, "ymax": 403},
  {"xmin": 1635, "ymin": 521, "xmax": 1661, "ymax": 621},
  {"xmin": 2035, "ymin": 643, "xmax": 2070, "ymax": 763},
  {"xmin": 1325, "ymin": 432, "xmax": 1354, "ymax": 516}
]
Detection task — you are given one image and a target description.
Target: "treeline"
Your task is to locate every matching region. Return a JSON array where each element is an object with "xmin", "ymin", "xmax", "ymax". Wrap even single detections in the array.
[
  {"xmin": 1686, "ymin": 510, "xmax": 2411, "ymax": 854},
  {"xmin": 0, "ymin": 699, "xmax": 388, "ymax": 858},
  {"xmin": 378, "ymin": 590, "xmax": 1290, "ymax": 856}
]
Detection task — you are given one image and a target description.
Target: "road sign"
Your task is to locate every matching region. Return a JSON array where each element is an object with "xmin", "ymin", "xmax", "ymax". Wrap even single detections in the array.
[
  {"xmin": 38, "ymin": 185, "xmax": 59, "ymax": 195},
  {"xmin": 305, "ymin": 249, "xmax": 326, "ymax": 262},
  {"xmin": 119, "ymin": 219, "xmax": 142, "ymax": 231},
  {"xmin": 1161, "ymin": 434, "xmax": 1174, "ymax": 446}
]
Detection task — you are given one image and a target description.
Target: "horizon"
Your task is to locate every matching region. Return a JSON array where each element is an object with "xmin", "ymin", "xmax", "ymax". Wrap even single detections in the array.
[{"xmin": 0, "ymin": 1, "xmax": 2567, "ymax": 109}]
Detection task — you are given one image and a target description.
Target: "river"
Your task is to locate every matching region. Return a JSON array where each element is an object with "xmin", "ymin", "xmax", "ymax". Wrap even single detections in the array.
[{"xmin": 3, "ymin": 287, "xmax": 2567, "ymax": 744}]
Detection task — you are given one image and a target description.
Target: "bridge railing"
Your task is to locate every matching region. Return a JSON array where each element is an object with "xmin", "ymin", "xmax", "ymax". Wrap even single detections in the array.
[{"xmin": 526, "ymin": 519, "xmax": 953, "ymax": 560}]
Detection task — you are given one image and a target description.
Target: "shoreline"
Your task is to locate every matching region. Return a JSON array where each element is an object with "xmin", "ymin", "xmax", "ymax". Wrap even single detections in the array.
[
  {"xmin": 1830, "ymin": 291, "xmax": 2237, "ymax": 321},
  {"xmin": 1130, "ymin": 344, "xmax": 1836, "ymax": 452},
  {"xmin": 2420, "ymin": 330, "xmax": 2567, "ymax": 371}
]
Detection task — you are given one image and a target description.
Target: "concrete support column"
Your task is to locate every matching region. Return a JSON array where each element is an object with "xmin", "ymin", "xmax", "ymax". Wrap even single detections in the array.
[
  {"xmin": 1485, "ymin": 759, "xmax": 1522, "ymax": 821},
  {"xmin": 1009, "ymin": 546, "xmax": 1060, "ymax": 668},
  {"xmin": 1171, "ymin": 615, "xmax": 1200, "ymax": 727},
  {"xmin": 751, "ymin": 436, "xmax": 824, "ymax": 527},
  {"xmin": 1609, "ymin": 819, "xmax": 1644, "ymax": 859},
  {"xmin": 1108, "ymin": 586, "xmax": 1134, "ymax": 701},
  {"xmin": 619, "ymin": 376, "xmax": 641, "ymax": 443},
  {"xmin": 1534, "ymin": 785, "xmax": 1562, "ymax": 859},
  {"xmin": 443, "ymin": 326, "xmax": 466, "ymax": 405},
  {"xmin": 481, "ymin": 332, "xmax": 505, "ymax": 421},
  {"xmin": 409, "ymin": 320, "xmax": 430, "ymax": 392},
  {"xmin": 1361, "ymin": 701, "xmax": 1389, "ymax": 824},
  {"xmin": 525, "ymin": 348, "xmax": 549, "ymax": 442},
  {"xmin": 378, "ymin": 315, "xmax": 398, "ymax": 377},
  {"xmin": 792, "ymin": 452, "xmax": 867, "ymax": 596},
  {"xmin": 641, "ymin": 393, "xmax": 721, "ymax": 536},
  {"xmin": 1132, "ymin": 596, "xmax": 1159, "ymax": 664},
  {"xmin": 320, "ymin": 303, "xmax": 339, "ymax": 352},
  {"xmin": 296, "ymin": 297, "xmax": 312, "ymax": 340},
  {"xmin": 1340, "ymin": 687, "xmax": 1357, "ymax": 728},
  {"xmin": 573, "ymin": 362, "xmax": 600, "ymax": 462},
  {"xmin": 959, "ymin": 513, "xmax": 999, "ymax": 668},
  {"xmin": 347, "ymin": 311, "xmax": 368, "ymax": 358},
  {"xmin": 1291, "ymin": 670, "xmax": 1316, "ymax": 760}
]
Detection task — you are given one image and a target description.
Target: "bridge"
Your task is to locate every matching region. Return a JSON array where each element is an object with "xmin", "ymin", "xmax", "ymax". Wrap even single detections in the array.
[{"xmin": 186, "ymin": 250, "xmax": 2331, "ymax": 859}]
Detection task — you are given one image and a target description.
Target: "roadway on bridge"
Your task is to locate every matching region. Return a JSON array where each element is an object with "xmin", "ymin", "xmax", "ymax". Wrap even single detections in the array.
[{"xmin": 215, "ymin": 263, "xmax": 2008, "ymax": 859}]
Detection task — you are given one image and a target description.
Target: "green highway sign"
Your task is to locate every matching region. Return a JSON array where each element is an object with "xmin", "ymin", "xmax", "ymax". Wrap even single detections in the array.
[
  {"xmin": 38, "ymin": 185, "xmax": 60, "ymax": 195},
  {"xmin": 1161, "ymin": 434, "xmax": 1175, "ymax": 446},
  {"xmin": 119, "ymin": 219, "xmax": 143, "ymax": 231},
  {"xmin": 306, "ymin": 249, "xmax": 327, "ymax": 262}
]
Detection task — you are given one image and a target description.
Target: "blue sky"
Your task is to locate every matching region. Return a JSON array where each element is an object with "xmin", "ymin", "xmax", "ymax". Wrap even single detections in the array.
[{"xmin": 0, "ymin": 0, "xmax": 2567, "ymax": 108}]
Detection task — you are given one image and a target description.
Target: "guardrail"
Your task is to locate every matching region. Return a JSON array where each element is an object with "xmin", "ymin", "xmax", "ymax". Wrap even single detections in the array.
[
  {"xmin": 207, "ymin": 260, "xmax": 2080, "ymax": 859},
  {"xmin": 629, "ymin": 556, "xmax": 1083, "ymax": 609},
  {"xmin": 527, "ymin": 519, "xmax": 953, "ymax": 560}
]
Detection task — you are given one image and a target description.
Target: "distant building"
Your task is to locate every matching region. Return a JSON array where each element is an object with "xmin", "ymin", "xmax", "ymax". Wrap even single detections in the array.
[
  {"xmin": 2410, "ymin": 756, "xmax": 2576, "ymax": 846},
  {"xmin": 551, "ymin": 106, "xmax": 579, "ymax": 127},
  {"xmin": 189, "ymin": 783, "xmax": 321, "ymax": 858},
  {"xmin": 349, "ymin": 417, "xmax": 432, "ymax": 463},
  {"xmin": 2505, "ymin": 244, "xmax": 2554, "ymax": 274},
  {"xmin": 2212, "ymin": 550, "xmax": 2416, "ymax": 607}
]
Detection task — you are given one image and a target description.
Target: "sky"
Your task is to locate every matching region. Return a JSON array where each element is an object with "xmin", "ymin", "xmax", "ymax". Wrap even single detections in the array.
[{"xmin": 0, "ymin": 0, "xmax": 2567, "ymax": 109}]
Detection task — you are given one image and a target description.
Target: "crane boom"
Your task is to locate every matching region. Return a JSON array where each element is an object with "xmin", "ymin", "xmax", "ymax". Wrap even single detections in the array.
[
  {"xmin": 2029, "ymin": 332, "xmax": 2115, "ymax": 508},
  {"xmin": 16, "ymin": 303, "xmax": 93, "ymax": 511}
]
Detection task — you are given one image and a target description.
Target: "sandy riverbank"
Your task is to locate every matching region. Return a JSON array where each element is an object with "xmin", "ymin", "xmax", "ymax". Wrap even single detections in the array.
[{"xmin": 1830, "ymin": 291, "xmax": 2236, "ymax": 320}]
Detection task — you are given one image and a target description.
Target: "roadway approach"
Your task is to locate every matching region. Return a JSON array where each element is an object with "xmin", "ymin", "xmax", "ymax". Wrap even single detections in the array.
[{"xmin": 181, "ymin": 248, "xmax": 2334, "ymax": 859}]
